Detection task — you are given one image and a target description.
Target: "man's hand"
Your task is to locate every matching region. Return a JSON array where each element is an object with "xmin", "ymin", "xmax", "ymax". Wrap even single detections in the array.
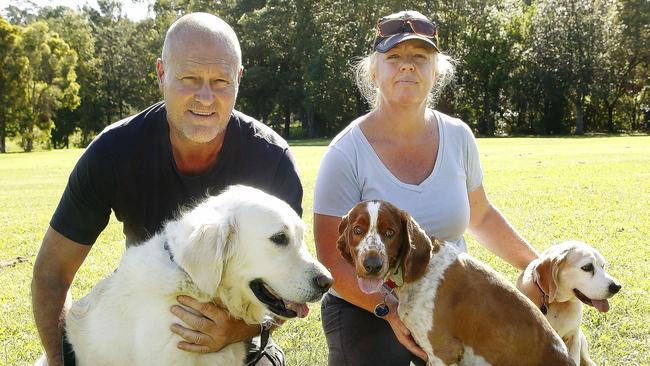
[
  {"xmin": 170, "ymin": 295, "xmax": 260, "ymax": 353},
  {"xmin": 385, "ymin": 309, "xmax": 428, "ymax": 362}
]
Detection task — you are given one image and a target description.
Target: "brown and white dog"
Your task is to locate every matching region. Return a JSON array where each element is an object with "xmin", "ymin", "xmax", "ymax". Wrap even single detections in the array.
[
  {"xmin": 516, "ymin": 241, "xmax": 622, "ymax": 366},
  {"xmin": 337, "ymin": 200, "xmax": 574, "ymax": 366}
]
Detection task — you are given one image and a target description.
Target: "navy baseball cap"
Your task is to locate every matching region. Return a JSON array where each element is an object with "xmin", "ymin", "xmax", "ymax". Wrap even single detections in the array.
[{"xmin": 373, "ymin": 11, "xmax": 439, "ymax": 53}]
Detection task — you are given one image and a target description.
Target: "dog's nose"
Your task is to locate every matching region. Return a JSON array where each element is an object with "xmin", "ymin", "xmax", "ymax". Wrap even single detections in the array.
[
  {"xmin": 609, "ymin": 282, "xmax": 622, "ymax": 294},
  {"xmin": 363, "ymin": 256, "xmax": 383, "ymax": 275},
  {"xmin": 313, "ymin": 274, "xmax": 333, "ymax": 293}
]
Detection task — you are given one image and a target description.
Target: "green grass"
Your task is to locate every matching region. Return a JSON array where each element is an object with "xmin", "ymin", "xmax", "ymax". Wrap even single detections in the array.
[{"xmin": 1, "ymin": 136, "xmax": 649, "ymax": 365}]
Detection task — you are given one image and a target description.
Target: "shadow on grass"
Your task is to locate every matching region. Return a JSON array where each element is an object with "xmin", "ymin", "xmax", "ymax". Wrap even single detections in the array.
[{"xmin": 288, "ymin": 138, "xmax": 332, "ymax": 146}]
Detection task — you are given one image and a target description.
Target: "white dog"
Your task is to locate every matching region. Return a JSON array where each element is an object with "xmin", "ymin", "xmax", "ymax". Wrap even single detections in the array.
[
  {"xmin": 36, "ymin": 185, "xmax": 332, "ymax": 366},
  {"xmin": 517, "ymin": 241, "xmax": 622, "ymax": 366}
]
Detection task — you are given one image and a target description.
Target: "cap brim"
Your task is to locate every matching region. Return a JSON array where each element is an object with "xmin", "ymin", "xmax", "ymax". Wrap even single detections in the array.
[{"xmin": 375, "ymin": 33, "xmax": 438, "ymax": 53}]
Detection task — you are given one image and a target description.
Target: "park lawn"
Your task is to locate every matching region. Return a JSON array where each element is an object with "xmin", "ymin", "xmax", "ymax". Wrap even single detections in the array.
[{"xmin": 1, "ymin": 136, "xmax": 648, "ymax": 365}]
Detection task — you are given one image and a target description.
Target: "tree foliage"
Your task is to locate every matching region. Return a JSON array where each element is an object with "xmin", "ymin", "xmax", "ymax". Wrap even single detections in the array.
[{"xmin": 1, "ymin": 0, "xmax": 648, "ymax": 152}]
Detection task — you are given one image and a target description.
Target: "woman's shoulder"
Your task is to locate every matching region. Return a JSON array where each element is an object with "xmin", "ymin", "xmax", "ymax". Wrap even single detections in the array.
[
  {"xmin": 328, "ymin": 115, "xmax": 367, "ymax": 149},
  {"xmin": 434, "ymin": 109, "xmax": 475, "ymax": 139}
]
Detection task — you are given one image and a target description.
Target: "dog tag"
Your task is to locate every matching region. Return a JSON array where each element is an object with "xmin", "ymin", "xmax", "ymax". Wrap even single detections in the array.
[{"xmin": 374, "ymin": 302, "xmax": 390, "ymax": 318}]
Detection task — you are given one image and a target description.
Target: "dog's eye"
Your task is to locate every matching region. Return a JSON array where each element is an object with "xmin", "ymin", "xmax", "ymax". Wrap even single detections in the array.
[
  {"xmin": 581, "ymin": 263, "xmax": 594, "ymax": 272},
  {"xmin": 270, "ymin": 232, "xmax": 289, "ymax": 246},
  {"xmin": 385, "ymin": 229, "xmax": 395, "ymax": 237},
  {"xmin": 353, "ymin": 226, "xmax": 363, "ymax": 235}
]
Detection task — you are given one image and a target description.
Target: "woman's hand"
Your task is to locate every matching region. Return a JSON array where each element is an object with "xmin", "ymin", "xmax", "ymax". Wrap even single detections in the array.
[
  {"xmin": 385, "ymin": 306, "xmax": 428, "ymax": 361},
  {"xmin": 170, "ymin": 295, "xmax": 259, "ymax": 353}
]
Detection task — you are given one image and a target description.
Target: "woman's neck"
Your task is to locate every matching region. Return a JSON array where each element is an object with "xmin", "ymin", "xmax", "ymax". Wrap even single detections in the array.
[{"xmin": 365, "ymin": 102, "xmax": 433, "ymax": 140}]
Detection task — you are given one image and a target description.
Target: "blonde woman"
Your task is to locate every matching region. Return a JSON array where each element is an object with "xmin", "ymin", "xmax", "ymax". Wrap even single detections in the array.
[{"xmin": 313, "ymin": 10, "xmax": 538, "ymax": 366}]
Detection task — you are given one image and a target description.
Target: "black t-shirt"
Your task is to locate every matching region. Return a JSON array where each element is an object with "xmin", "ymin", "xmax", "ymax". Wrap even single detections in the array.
[{"xmin": 51, "ymin": 102, "xmax": 303, "ymax": 246}]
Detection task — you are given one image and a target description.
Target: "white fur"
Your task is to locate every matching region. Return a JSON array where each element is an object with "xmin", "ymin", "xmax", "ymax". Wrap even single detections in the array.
[
  {"xmin": 357, "ymin": 202, "xmax": 385, "ymax": 258},
  {"xmin": 36, "ymin": 185, "xmax": 330, "ymax": 366}
]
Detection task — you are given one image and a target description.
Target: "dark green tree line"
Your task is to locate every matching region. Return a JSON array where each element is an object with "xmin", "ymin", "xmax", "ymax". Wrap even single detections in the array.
[{"xmin": 1, "ymin": 0, "xmax": 648, "ymax": 151}]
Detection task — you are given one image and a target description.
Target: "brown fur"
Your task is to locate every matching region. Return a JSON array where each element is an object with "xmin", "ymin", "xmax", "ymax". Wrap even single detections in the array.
[
  {"xmin": 398, "ymin": 211, "xmax": 433, "ymax": 283},
  {"xmin": 430, "ymin": 256, "xmax": 573, "ymax": 365}
]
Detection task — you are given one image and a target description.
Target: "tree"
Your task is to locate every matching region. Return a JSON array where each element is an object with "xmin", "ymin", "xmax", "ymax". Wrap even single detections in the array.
[
  {"xmin": 0, "ymin": 17, "xmax": 29, "ymax": 153},
  {"xmin": 40, "ymin": 7, "xmax": 101, "ymax": 148},
  {"xmin": 20, "ymin": 21, "xmax": 80, "ymax": 151}
]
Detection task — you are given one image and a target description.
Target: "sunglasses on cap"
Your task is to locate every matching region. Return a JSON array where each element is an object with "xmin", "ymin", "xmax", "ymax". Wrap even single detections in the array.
[{"xmin": 376, "ymin": 17, "xmax": 437, "ymax": 39}]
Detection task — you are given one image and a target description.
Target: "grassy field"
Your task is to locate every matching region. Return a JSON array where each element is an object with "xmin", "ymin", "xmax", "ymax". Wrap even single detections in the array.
[{"xmin": 1, "ymin": 136, "xmax": 649, "ymax": 365}]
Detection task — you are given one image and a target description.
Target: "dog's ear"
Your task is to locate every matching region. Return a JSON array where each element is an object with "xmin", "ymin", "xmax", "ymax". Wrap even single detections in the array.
[
  {"xmin": 336, "ymin": 215, "xmax": 353, "ymax": 264},
  {"xmin": 534, "ymin": 249, "xmax": 568, "ymax": 302},
  {"xmin": 400, "ymin": 213, "xmax": 432, "ymax": 283},
  {"xmin": 172, "ymin": 214, "xmax": 234, "ymax": 298}
]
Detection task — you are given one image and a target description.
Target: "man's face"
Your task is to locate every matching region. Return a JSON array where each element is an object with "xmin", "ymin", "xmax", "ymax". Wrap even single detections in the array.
[{"xmin": 157, "ymin": 32, "xmax": 242, "ymax": 144}]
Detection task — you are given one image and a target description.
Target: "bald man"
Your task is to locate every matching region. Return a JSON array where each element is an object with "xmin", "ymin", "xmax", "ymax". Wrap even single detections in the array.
[{"xmin": 32, "ymin": 13, "xmax": 300, "ymax": 366}]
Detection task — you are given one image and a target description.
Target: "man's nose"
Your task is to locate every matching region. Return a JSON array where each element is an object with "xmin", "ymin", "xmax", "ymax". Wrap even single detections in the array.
[{"xmin": 194, "ymin": 82, "xmax": 215, "ymax": 105}]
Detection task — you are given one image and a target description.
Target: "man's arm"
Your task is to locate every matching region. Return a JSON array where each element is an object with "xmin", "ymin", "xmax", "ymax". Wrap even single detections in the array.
[
  {"xmin": 32, "ymin": 227, "xmax": 91, "ymax": 366},
  {"xmin": 170, "ymin": 296, "xmax": 262, "ymax": 353}
]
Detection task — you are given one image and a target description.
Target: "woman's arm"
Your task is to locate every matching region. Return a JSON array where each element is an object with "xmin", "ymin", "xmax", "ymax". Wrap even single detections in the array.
[{"xmin": 467, "ymin": 185, "xmax": 538, "ymax": 270}]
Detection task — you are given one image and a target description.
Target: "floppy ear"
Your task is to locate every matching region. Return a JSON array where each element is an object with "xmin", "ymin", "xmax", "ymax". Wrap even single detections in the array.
[
  {"xmin": 173, "ymin": 215, "xmax": 234, "ymax": 298},
  {"xmin": 400, "ymin": 213, "xmax": 432, "ymax": 283},
  {"xmin": 534, "ymin": 249, "xmax": 568, "ymax": 303},
  {"xmin": 336, "ymin": 215, "xmax": 353, "ymax": 264}
]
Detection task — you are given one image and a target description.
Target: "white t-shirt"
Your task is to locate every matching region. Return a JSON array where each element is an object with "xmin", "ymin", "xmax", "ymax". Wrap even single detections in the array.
[{"xmin": 314, "ymin": 110, "xmax": 483, "ymax": 253}]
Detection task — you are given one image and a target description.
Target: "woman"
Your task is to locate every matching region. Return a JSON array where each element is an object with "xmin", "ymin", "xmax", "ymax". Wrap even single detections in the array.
[{"xmin": 313, "ymin": 10, "xmax": 539, "ymax": 366}]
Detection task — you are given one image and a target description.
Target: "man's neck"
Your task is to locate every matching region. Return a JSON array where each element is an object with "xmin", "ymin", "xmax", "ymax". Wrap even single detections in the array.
[{"xmin": 170, "ymin": 130, "xmax": 225, "ymax": 176}]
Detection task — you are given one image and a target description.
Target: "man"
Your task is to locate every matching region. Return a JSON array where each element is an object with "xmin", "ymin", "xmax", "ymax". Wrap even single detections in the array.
[{"xmin": 31, "ymin": 13, "xmax": 299, "ymax": 366}]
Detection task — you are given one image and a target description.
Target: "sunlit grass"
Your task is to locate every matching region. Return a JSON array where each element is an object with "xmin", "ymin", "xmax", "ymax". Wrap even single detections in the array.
[{"xmin": 1, "ymin": 136, "xmax": 648, "ymax": 365}]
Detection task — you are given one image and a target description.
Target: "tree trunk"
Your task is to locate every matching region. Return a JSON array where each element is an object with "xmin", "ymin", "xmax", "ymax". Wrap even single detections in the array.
[
  {"xmin": 575, "ymin": 96, "xmax": 584, "ymax": 135},
  {"xmin": 283, "ymin": 103, "xmax": 290, "ymax": 138},
  {"xmin": 607, "ymin": 106, "xmax": 614, "ymax": 133},
  {"xmin": 0, "ymin": 117, "xmax": 5, "ymax": 153},
  {"xmin": 307, "ymin": 110, "xmax": 316, "ymax": 138},
  {"xmin": 25, "ymin": 137, "xmax": 33, "ymax": 152}
]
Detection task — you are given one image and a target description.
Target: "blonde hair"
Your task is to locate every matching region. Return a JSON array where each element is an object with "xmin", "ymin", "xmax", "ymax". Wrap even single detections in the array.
[{"xmin": 352, "ymin": 51, "xmax": 455, "ymax": 109}]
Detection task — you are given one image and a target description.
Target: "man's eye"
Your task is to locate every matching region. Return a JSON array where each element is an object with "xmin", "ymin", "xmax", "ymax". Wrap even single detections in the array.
[
  {"xmin": 353, "ymin": 226, "xmax": 363, "ymax": 235},
  {"xmin": 385, "ymin": 229, "xmax": 395, "ymax": 237},
  {"xmin": 581, "ymin": 263, "xmax": 594, "ymax": 272}
]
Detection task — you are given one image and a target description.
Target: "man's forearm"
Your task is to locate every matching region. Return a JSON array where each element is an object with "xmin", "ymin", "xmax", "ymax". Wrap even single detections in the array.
[{"xmin": 32, "ymin": 274, "xmax": 71, "ymax": 366}]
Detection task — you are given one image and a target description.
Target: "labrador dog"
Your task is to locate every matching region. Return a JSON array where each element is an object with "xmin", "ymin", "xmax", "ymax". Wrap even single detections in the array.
[
  {"xmin": 36, "ymin": 185, "xmax": 332, "ymax": 366},
  {"xmin": 337, "ymin": 200, "xmax": 573, "ymax": 366},
  {"xmin": 517, "ymin": 241, "xmax": 621, "ymax": 366}
]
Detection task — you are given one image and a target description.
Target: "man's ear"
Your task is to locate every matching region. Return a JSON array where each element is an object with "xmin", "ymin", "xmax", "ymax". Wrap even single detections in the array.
[
  {"xmin": 237, "ymin": 66, "xmax": 244, "ymax": 85},
  {"xmin": 400, "ymin": 213, "xmax": 432, "ymax": 283},
  {"xmin": 156, "ymin": 58, "xmax": 165, "ymax": 92},
  {"xmin": 336, "ymin": 215, "xmax": 353, "ymax": 264},
  {"xmin": 171, "ymin": 214, "xmax": 234, "ymax": 298},
  {"xmin": 534, "ymin": 249, "xmax": 568, "ymax": 302}
]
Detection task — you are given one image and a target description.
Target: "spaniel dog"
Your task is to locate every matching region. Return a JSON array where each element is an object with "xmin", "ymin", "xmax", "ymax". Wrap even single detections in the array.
[{"xmin": 337, "ymin": 200, "xmax": 573, "ymax": 366}]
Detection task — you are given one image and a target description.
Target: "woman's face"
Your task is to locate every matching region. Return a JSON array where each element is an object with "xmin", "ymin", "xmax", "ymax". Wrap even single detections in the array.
[{"xmin": 373, "ymin": 40, "xmax": 436, "ymax": 108}]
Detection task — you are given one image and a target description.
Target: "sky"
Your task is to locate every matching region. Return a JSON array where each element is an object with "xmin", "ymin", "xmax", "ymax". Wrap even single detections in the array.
[{"xmin": 1, "ymin": 0, "xmax": 154, "ymax": 21}]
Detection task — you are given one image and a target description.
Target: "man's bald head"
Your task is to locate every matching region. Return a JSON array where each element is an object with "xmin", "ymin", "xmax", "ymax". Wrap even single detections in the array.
[{"xmin": 161, "ymin": 12, "xmax": 241, "ymax": 68}]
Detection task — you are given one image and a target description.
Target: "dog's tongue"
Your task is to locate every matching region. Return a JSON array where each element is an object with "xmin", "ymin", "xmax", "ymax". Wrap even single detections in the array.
[
  {"xmin": 357, "ymin": 277, "xmax": 383, "ymax": 294},
  {"xmin": 591, "ymin": 299, "xmax": 609, "ymax": 312},
  {"xmin": 285, "ymin": 301, "xmax": 310, "ymax": 318}
]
